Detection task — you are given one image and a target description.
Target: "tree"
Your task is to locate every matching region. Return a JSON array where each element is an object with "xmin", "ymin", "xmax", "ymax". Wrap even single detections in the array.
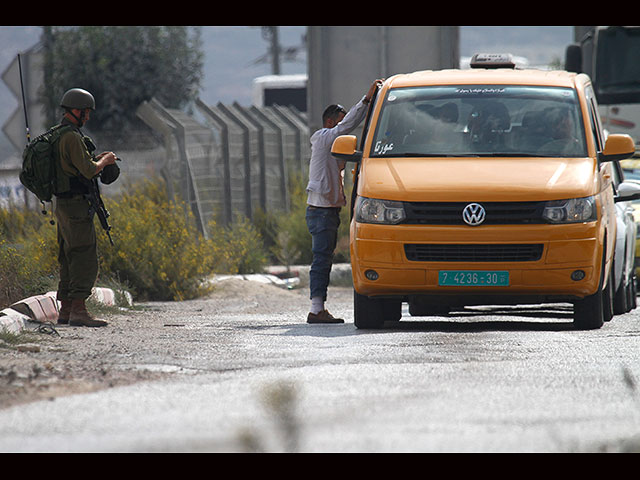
[{"xmin": 43, "ymin": 26, "xmax": 203, "ymax": 136}]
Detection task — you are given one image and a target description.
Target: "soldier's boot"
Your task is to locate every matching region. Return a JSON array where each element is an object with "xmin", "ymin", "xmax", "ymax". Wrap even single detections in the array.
[
  {"xmin": 69, "ymin": 299, "xmax": 108, "ymax": 327},
  {"xmin": 57, "ymin": 299, "xmax": 72, "ymax": 325}
]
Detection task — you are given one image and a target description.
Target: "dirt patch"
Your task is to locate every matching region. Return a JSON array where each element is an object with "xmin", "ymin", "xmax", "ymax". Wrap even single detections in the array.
[
  {"xmin": 0, "ymin": 321, "xmax": 169, "ymax": 410},
  {"xmin": 0, "ymin": 279, "xmax": 347, "ymax": 410},
  {"xmin": 206, "ymin": 277, "xmax": 311, "ymax": 313}
]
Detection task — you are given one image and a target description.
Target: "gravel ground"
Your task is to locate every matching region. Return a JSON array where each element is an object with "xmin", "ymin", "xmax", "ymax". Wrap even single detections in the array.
[{"xmin": 0, "ymin": 278, "xmax": 324, "ymax": 410}]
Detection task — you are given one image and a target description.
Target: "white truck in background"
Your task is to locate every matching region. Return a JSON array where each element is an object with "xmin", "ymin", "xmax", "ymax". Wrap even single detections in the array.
[{"xmin": 565, "ymin": 26, "xmax": 640, "ymax": 148}]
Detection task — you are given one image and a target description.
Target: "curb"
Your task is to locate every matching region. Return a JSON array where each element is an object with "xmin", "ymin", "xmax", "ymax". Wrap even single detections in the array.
[
  {"xmin": 0, "ymin": 287, "xmax": 130, "ymax": 334},
  {"xmin": 265, "ymin": 263, "xmax": 353, "ymax": 288},
  {"xmin": 0, "ymin": 308, "xmax": 30, "ymax": 334},
  {"xmin": 212, "ymin": 263, "xmax": 353, "ymax": 289},
  {"xmin": 210, "ymin": 273, "xmax": 301, "ymax": 290}
]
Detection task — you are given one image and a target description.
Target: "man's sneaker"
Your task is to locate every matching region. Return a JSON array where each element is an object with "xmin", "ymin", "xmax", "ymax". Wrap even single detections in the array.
[{"xmin": 307, "ymin": 310, "xmax": 344, "ymax": 324}]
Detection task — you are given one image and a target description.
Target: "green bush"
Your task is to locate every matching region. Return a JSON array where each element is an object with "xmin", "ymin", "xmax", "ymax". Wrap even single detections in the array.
[
  {"xmin": 0, "ymin": 207, "xmax": 58, "ymax": 309},
  {"xmin": 274, "ymin": 174, "xmax": 313, "ymax": 266},
  {"xmin": 269, "ymin": 171, "xmax": 352, "ymax": 266},
  {"xmin": 1, "ymin": 172, "xmax": 353, "ymax": 309},
  {"xmin": 207, "ymin": 215, "xmax": 269, "ymax": 275},
  {"xmin": 0, "ymin": 202, "xmax": 49, "ymax": 242},
  {"xmin": 97, "ymin": 178, "xmax": 215, "ymax": 301}
]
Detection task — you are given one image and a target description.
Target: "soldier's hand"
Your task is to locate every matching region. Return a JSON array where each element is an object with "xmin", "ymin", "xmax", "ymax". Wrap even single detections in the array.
[
  {"xmin": 95, "ymin": 152, "xmax": 117, "ymax": 172},
  {"xmin": 97, "ymin": 152, "xmax": 117, "ymax": 165}
]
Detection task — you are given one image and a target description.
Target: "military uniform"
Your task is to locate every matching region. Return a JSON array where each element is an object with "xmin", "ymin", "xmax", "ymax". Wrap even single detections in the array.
[
  {"xmin": 55, "ymin": 117, "xmax": 99, "ymax": 303},
  {"xmin": 54, "ymin": 88, "xmax": 117, "ymax": 327}
]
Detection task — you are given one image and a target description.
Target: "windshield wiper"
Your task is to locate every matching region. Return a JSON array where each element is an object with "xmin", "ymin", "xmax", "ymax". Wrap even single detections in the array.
[
  {"xmin": 473, "ymin": 153, "xmax": 556, "ymax": 157},
  {"xmin": 373, "ymin": 152, "xmax": 560, "ymax": 158},
  {"xmin": 376, "ymin": 152, "xmax": 552, "ymax": 158},
  {"xmin": 381, "ymin": 153, "xmax": 474, "ymax": 157}
]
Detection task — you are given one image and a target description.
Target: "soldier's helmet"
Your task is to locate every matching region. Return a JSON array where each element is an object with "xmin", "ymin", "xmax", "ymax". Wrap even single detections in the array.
[{"xmin": 60, "ymin": 88, "xmax": 95, "ymax": 110}]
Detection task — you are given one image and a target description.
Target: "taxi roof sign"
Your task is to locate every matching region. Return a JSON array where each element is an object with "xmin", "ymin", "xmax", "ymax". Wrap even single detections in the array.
[{"xmin": 470, "ymin": 53, "xmax": 516, "ymax": 69}]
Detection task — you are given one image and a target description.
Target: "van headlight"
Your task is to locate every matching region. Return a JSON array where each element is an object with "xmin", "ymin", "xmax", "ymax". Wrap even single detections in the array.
[
  {"xmin": 355, "ymin": 196, "xmax": 406, "ymax": 224},
  {"xmin": 542, "ymin": 196, "xmax": 597, "ymax": 224}
]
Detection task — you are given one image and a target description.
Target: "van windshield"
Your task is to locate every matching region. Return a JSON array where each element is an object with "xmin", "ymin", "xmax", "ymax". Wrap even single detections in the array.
[{"xmin": 370, "ymin": 85, "xmax": 587, "ymax": 157}]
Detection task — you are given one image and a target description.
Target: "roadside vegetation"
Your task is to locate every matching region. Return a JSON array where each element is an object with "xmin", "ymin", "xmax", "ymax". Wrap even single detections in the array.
[
  {"xmin": 0, "ymin": 175, "xmax": 351, "ymax": 309},
  {"xmin": 1, "ymin": 27, "xmax": 354, "ymax": 311}
]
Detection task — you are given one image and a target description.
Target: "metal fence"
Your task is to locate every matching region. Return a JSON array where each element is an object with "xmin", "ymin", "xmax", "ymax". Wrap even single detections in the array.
[{"xmin": 134, "ymin": 98, "xmax": 310, "ymax": 238}]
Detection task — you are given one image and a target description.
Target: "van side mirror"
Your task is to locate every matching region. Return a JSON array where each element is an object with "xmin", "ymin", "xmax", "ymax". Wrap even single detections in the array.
[
  {"xmin": 564, "ymin": 44, "xmax": 582, "ymax": 73},
  {"xmin": 599, "ymin": 134, "xmax": 636, "ymax": 162},
  {"xmin": 331, "ymin": 135, "xmax": 362, "ymax": 163},
  {"xmin": 615, "ymin": 181, "xmax": 640, "ymax": 203}
]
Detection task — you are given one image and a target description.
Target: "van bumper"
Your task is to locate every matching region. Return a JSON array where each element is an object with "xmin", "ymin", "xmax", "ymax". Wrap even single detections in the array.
[{"xmin": 351, "ymin": 222, "xmax": 603, "ymax": 302}]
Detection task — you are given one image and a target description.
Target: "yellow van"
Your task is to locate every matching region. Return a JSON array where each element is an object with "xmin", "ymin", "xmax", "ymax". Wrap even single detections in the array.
[{"xmin": 332, "ymin": 54, "xmax": 638, "ymax": 330}]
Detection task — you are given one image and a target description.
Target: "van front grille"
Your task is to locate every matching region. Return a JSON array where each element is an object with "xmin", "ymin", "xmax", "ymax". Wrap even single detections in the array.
[
  {"xmin": 404, "ymin": 244, "xmax": 544, "ymax": 262},
  {"xmin": 403, "ymin": 201, "xmax": 546, "ymax": 225}
]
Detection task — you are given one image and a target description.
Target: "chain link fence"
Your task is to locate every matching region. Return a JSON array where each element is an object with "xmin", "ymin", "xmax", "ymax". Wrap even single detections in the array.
[
  {"xmin": 132, "ymin": 98, "xmax": 310, "ymax": 239},
  {"xmin": 0, "ymin": 98, "xmax": 310, "ymax": 240}
]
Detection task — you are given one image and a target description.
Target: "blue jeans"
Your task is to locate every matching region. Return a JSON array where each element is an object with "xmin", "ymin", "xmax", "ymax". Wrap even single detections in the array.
[{"xmin": 306, "ymin": 206, "xmax": 341, "ymax": 300}]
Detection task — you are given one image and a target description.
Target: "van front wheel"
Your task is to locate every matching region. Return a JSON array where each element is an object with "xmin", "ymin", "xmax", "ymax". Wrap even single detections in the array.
[
  {"xmin": 573, "ymin": 288, "xmax": 605, "ymax": 330},
  {"xmin": 573, "ymin": 263, "xmax": 606, "ymax": 330},
  {"xmin": 354, "ymin": 290, "xmax": 401, "ymax": 329}
]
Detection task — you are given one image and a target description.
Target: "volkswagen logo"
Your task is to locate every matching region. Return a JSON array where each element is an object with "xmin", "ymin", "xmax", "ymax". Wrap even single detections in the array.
[{"xmin": 462, "ymin": 203, "xmax": 486, "ymax": 226}]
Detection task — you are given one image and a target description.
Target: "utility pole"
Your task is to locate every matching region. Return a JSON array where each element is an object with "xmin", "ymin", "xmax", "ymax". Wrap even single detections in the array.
[
  {"xmin": 262, "ymin": 26, "xmax": 281, "ymax": 75},
  {"xmin": 252, "ymin": 26, "xmax": 305, "ymax": 74},
  {"xmin": 41, "ymin": 26, "xmax": 57, "ymax": 127}
]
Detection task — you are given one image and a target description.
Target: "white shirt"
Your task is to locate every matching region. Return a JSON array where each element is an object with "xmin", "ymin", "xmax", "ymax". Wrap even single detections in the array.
[{"xmin": 306, "ymin": 97, "xmax": 369, "ymax": 207}]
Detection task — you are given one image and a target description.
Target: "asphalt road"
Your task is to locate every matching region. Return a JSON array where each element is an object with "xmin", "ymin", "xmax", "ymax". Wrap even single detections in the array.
[{"xmin": 1, "ymin": 280, "xmax": 640, "ymax": 453}]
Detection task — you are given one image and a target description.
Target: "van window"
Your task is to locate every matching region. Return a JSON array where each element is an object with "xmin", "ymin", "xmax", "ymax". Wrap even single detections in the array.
[{"xmin": 371, "ymin": 85, "xmax": 587, "ymax": 158}]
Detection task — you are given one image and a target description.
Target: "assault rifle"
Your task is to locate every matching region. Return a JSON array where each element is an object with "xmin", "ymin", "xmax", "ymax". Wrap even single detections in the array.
[
  {"xmin": 81, "ymin": 136, "xmax": 120, "ymax": 246},
  {"xmin": 81, "ymin": 175, "xmax": 115, "ymax": 246}
]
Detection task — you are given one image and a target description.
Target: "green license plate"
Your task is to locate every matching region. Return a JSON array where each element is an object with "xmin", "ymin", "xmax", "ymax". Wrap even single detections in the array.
[{"xmin": 438, "ymin": 270, "xmax": 509, "ymax": 286}]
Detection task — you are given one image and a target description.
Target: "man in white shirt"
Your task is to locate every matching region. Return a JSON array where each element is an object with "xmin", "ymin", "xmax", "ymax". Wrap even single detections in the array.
[{"xmin": 306, "ymin": 79, "xmax": 383, "ymax": 324}]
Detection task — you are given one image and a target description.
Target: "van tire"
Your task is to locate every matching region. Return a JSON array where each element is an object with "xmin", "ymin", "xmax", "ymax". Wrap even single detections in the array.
[
  {"xmin": 354, "ymin": 290, "xmax": 401, "ymax": 329},
  {"xmin": 603, "ymin": 263, "xmax": 615, "ymax": 322},
  {"xmin": 573, "ymin": 288, "xmax": 605, "ymax": 330},
  {"xmin": 613, "ymin": 255, "xmax": 635, "ymax": 314},
  {"xmin": 613, "ymin": 276, "xmax": 631, "ymax": 314},
  {"xmin": 573, "ymin": 258, "xmax": 607, "ymax": 330}
]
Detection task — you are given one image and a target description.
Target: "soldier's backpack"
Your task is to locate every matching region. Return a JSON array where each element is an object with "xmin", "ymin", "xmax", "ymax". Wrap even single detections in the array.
[{"xmin": 19, "ymin": 124, "xmax": 73, "ymax": 203}]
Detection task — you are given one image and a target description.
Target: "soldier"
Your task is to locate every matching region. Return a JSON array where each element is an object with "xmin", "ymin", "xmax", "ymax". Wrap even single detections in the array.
[{"xmin": 54, "ymin": 88, "xmax": 118, "ymax": 327}]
